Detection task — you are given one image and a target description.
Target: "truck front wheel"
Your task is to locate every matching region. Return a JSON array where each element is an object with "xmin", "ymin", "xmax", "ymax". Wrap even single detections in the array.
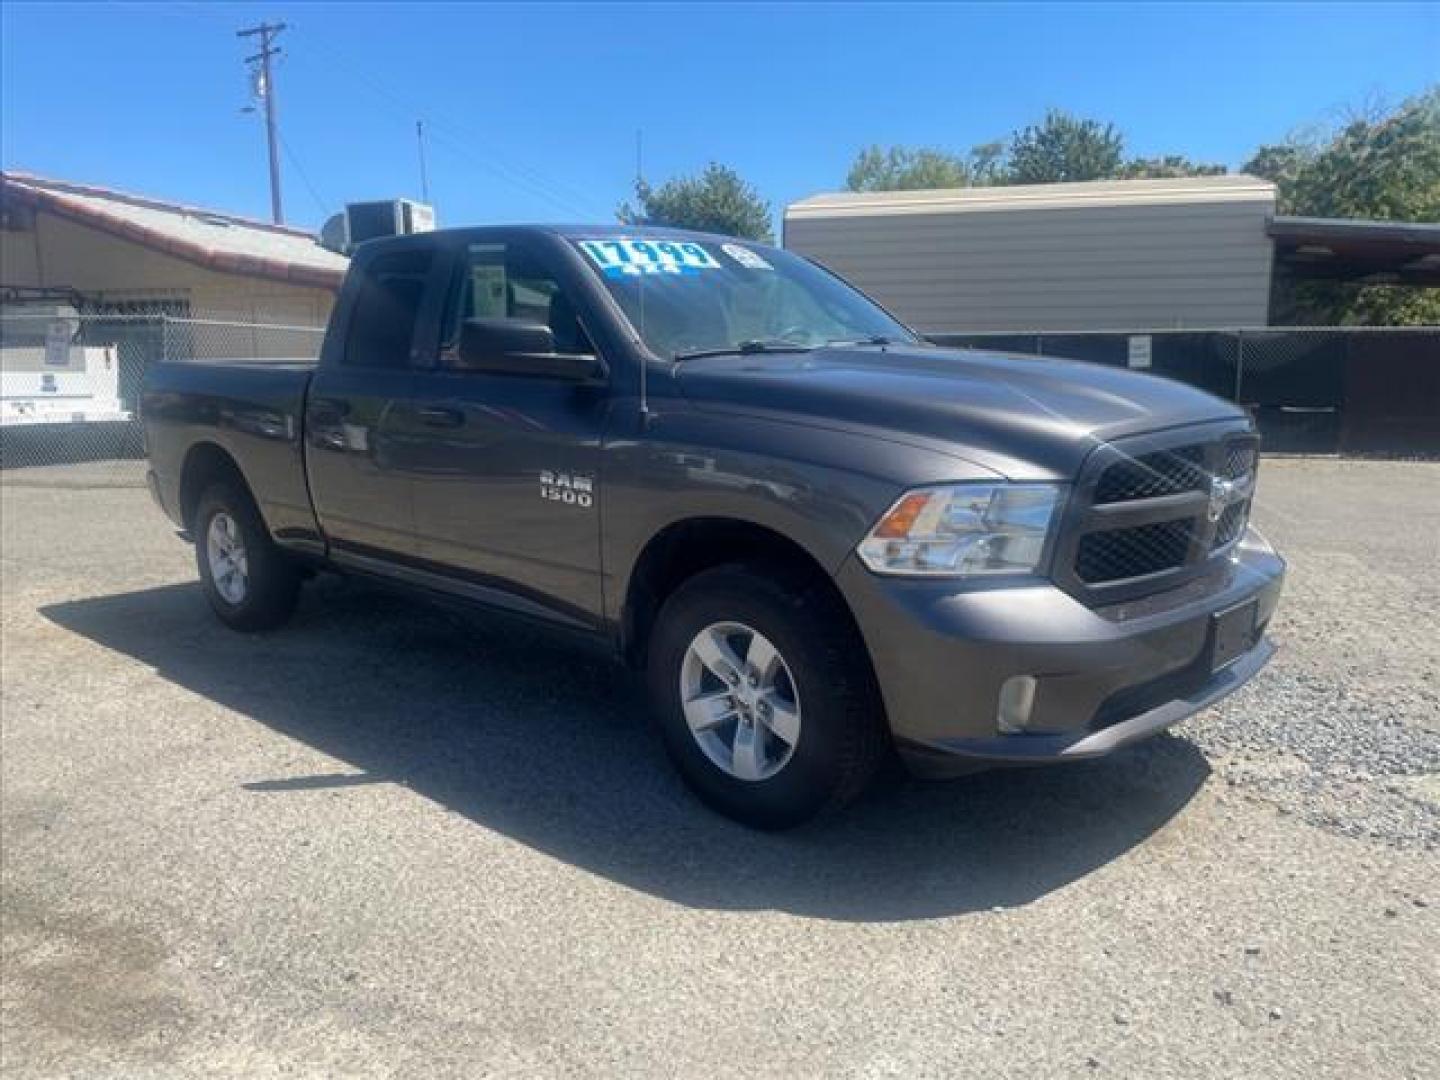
[
  {"xmin": 646, "ymin": 563, "xmax": 888, "ymax": 829},
  {"xmin": 195, "ymin": 483, "xmax": 300, "ymax": 632}
]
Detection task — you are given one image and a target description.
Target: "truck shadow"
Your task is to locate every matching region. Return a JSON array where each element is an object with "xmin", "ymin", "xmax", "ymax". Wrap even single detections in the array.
[{"xmin": 42, "ymin": 577, "xmax": 1211, "ymax": 923}]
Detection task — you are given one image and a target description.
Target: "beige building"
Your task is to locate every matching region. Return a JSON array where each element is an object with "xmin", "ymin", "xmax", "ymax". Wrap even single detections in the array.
[
  {"xmin": 785, "ymin": 176, "xmax": 1280, "ymax": 332},
  {"xmin": 1, "ymin": 171, "xmax": 346, "ymax": 326}
]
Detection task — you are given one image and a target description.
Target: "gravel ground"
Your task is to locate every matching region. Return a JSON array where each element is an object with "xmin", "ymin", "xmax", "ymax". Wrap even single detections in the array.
[
  {"xmin": 2, "ymin": 457, "xmax": 1437, "ymax": 1078},
  {"xmin": 1189, "ymin": 458, "xmax": 1440, "ymax": 848}
]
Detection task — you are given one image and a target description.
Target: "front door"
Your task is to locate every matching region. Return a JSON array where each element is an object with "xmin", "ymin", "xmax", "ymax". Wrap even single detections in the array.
[{"xmin": 406, "ymin": 238, "xmax": 609, "ymax": 626}]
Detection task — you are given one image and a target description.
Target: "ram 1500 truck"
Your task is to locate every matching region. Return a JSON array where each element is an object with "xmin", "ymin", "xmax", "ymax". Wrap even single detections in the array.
[{"xmin": 143, "ymin": 226, "xmax": 1285, "ymax": 828}]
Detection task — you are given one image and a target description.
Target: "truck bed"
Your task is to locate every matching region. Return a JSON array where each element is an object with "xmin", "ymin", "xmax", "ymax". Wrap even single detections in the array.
[{"xmin": 142, "ymin": 359, "xmax": 320, "ymax": 545}]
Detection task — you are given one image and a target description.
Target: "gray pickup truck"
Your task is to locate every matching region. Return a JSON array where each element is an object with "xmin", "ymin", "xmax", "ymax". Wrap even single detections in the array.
[{"xmin": 143, "ymin": 226, "xmax": 1285, "ymax": 828}]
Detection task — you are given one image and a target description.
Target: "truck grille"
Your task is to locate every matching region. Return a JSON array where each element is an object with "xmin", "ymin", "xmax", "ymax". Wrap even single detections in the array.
[
  {"xmin": 1212, "ymin": 501, "xmax": 1249, "ymax": 549},
  {"xmin": 1076, "ymin": 519, "xmax": 1197, "ymax": 584},
  {"xmin": 1093, "ymin": 446, "xmax": 1207, "ymax": 504},
  {"xmin": 1055, "ymin": 426, "xmax": 1258, "ymax": 602}
]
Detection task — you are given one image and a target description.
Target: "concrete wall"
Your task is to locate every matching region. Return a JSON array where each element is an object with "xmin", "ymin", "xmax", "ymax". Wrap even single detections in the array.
[
  {"xmin": 1, "ymin": 207, "xmax": 337, "ymax": 327},
  {"xmin": 785, "ymin": 179, "xmax": 1278, "ymax": 333}
]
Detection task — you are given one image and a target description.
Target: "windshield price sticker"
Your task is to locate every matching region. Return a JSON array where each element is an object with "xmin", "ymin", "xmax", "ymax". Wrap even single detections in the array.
[
  {"xmin": 722, "ymin": 243, "xmax": 773, "ymax": 270},
  {"xmin": 579, "ymin": 239, "xmax": 720, "ymax": 277}
]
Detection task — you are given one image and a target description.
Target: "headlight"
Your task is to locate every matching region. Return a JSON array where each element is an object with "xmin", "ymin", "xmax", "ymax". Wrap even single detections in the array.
[{"xmin": 856, "ymin": 483, "xmax": 1064, "ymax": 577}]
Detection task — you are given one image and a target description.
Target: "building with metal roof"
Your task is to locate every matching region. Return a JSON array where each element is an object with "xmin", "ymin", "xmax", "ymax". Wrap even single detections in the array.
[{"xmin": 784, "ymin": 176, "xmax": 1440, "ymax": 333}]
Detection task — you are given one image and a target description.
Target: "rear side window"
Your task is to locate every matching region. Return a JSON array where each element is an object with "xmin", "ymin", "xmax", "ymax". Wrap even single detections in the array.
[{"xmin": 343, "ymin": 248, "xmax": 435, "ymax": 369}]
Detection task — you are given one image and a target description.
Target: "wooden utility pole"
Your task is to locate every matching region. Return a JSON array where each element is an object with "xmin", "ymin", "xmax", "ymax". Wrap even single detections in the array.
[{"xmin": 237, "ymin": 21, "xmax": 286, "ymax": 225}]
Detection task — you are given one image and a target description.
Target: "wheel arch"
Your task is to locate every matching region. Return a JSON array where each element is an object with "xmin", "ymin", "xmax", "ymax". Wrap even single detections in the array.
[
  {"xmin": 620, "ymin": 515, "xmax": 863, "ymax": 669},
  {"xmin": 178, "ymin": 441, "xmax": 258, "ymax": 533}
]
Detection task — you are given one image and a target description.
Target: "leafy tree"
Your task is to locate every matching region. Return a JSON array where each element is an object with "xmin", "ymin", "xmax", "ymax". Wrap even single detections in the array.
[
  {"xmin": 1118, "ymin": 155, "xmax": 1228, "ymax": 179},
  {"xmin": 1245, "ymin": 88, "xmax": 1440, "ymax": 325},
  {"xmin": 846, "ymin": 145, "xmax": 973, "ymax": 191},
  {"xmin": 968, "ymin": 141, "xmax": 1009, "ymax": 186},
  {"xmin": 845, "ymin": 116, "xmax": 1223, "ymax": 192},
  {"xmin": 1241, "ymin": 144, "xmax": 1306, "ymax": 192},
  {"xmin": 1007, "ymin": 109, "xmax": 1125, "ymax": 183},
  {"xmin": 1246, "ymin": 89, "xmax": 1440, "ymax": 220},
  {"xmin": 617, "ymin": 163, "xmax": 773, "ymax": 242}
]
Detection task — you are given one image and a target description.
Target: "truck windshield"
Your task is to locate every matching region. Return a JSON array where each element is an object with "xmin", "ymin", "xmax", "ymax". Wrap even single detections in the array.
[{"xmin": 570, "ymin": 237, "xmax": 917, "ymax": 360}]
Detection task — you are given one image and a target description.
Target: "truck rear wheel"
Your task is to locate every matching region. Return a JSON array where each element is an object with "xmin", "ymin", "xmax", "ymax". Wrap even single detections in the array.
[
  {"xmin": 646, "ymin": 563, "xmax": 888, "ymax": 829},
  {"xmin": 195, "ymin": 482, "xmax": 300, "ymax": 632}
]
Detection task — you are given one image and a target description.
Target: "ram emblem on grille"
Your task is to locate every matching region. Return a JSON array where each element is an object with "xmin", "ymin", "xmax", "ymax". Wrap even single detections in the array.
[{"xmin": 1207, "ymin": 477, "xmax": 1236, "ymax": 523}]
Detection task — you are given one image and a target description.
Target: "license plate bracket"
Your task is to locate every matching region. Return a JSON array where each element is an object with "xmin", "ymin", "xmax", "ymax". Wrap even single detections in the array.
[{"xmin": 1210, "ymin": 598, "xmax": 1258, "ymax": 672}]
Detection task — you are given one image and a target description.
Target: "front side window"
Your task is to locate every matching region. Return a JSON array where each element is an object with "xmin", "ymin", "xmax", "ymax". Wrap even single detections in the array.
[
  {"xmin": 440, "ymin": 242, "xmax": 594, "ymax": 366},
  {"xmin": 570, "ymin": 236, "xmax": 916, "ymax": 359}
]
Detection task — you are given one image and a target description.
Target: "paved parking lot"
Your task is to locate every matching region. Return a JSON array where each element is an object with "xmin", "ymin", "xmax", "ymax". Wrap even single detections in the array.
[{"xmin": 2, "ymin": 457, "xmax": 1437, "ymax": 1078}]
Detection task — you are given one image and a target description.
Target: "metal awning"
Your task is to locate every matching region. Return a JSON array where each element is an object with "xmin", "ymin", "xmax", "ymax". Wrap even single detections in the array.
[{"xmin": 1269, "ymin": 215, "xmax": 1440, "ymax": 286}]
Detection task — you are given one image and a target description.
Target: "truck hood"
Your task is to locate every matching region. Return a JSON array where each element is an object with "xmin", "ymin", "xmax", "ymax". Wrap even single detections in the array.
[{"xmin": 674, "ymin": 344, "xmax": 1246, "ymax": 479}]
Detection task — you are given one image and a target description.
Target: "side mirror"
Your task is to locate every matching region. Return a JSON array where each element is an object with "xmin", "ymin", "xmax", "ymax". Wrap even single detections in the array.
[{"xmin": 456, "ymin": 318, "xmax": 604, "ymax": 381}]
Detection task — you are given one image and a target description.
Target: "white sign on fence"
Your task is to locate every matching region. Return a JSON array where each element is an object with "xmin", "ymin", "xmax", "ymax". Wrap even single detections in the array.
[{"xmin": 44, "ymin": 322, "xmax": 72, "ymax": 367}]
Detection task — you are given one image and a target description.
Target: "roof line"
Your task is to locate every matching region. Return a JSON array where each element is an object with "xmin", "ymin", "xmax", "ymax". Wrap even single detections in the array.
[
  {"xmin": 1269, "ymin": 215, "xmax": 1440, "ymax": 244},
  {"xmin": 787, "ymin": 175, "xmax": 1277, "ymax": 217},
  {"xmin": 0, "ymin": 170, "xmax": 316, "ymax": 238},
  {"xmin": 2, "ymin": 172, "xmax": 345, "ymax": 290}
]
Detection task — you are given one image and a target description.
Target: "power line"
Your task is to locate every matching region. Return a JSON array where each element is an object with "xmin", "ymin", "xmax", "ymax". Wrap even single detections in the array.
[
  {"xmin": 289, "ymin": 27, "xmax": 605, "ymax": 219},
  {"xmin": 276, "ymin": 128, "xmax": 330, "ymax": 221},
  {"xmin": 142, "ymin": 2, "xmax": 607, "ymax": 221}
]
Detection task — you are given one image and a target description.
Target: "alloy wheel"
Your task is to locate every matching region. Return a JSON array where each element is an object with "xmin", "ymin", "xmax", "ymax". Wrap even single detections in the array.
[{"xmin": 679, "ymin": 621, "xmax": 802, "ymax": 782}]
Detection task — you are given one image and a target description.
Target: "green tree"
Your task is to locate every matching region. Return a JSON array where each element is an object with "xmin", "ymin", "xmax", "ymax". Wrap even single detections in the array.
[
  {"xmin": 845, "ymin": 143, "xmax": 1013, "ymax": 192},
  {"xmin": 1007, "ymin": 109, "xmax": 1125, "ymax": 183},
  {"xmin": 1118, "ymin": 155, "xmax": 1228, "ymax": 179},
  {"xmin": 968, "ymin": 141, "xmax": 1008, "ymax": 186},
  {"xmin": 844, "ymin": 116, "xmax": 1223, "ymax": 193},
  {"xmin": 846, "ymin": 145, "xmax": 972, "ymax": 191},
  {"xmin": 1246, "ymin": 89, "xmax": 1440, "ymax": 219},
  {"xmin": 617, "ymin": 163, "xmax": 773, "ymax": 242},
  {"xmin": 1245, "ymin": 88, "xmax": 1440, "ymax": 325}
]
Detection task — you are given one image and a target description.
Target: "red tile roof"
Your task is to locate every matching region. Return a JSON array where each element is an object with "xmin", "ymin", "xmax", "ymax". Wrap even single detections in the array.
[{"xmin": 1, "ymin": 171, "xmax": 348, "ymax": 289}]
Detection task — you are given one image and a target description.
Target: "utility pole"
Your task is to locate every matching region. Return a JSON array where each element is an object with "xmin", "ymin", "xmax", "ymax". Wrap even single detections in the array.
[
  {"xmin": 416, "ymin": 120, "xmax": 431, "ymax": 204},
  {"xmin": 237, "ymin": 21, "xmax": 286, "ymax": 225}
]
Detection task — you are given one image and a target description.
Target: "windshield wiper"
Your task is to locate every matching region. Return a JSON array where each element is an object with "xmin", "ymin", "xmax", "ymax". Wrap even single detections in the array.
[{"xmin": 673, "ymin": 340, "xmax": 816, "ymax": 362}]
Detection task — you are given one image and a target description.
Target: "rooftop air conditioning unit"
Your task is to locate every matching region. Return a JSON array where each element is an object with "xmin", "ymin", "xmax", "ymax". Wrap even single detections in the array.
[{"xmin": 340, "ymin": 199, "xmax": 437, "ymax": 251}]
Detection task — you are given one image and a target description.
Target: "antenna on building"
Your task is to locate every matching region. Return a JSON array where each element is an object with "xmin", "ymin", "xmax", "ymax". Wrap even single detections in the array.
[
  {"xmin": 416, "ymin": 120, "xmax": 431, "ymax": 205},
  {"xmin": 237, "ymin": 21, "xmax": 287, "ymax": 225}
]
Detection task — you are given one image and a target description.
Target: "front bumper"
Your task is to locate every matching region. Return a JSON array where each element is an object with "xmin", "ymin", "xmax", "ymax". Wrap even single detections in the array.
[{"xmin": 836, "ymin": 528, "xmax": 1285, "ymax": 778}]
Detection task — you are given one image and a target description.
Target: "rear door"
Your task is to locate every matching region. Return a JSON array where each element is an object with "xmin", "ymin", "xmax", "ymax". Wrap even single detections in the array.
[
  {"xmin": 305, "ymin": 244, "xmax": 442, "ymax": 562},
  {"xmin": 405, "ymin": 236, "xmax": 609, "ymax": 627}
]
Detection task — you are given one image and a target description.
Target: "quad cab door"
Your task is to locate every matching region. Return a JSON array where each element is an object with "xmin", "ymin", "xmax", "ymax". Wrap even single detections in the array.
[
  {"xmin": 405, "ymin": 235, "xmax": 609, "ymax": 628},
  {"xmin": 304, "ymin": 242, "xmax": 445, "ymax": 564}
]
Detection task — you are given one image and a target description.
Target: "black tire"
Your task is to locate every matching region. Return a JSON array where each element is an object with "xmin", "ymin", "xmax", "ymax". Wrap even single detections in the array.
[
  {"xmin": 194, "ymin": 482, "xmax": 301, "ymax": 632},
  {"xmin": 646, "ymin": 562, "xmax": 888, "ymax": 829}
]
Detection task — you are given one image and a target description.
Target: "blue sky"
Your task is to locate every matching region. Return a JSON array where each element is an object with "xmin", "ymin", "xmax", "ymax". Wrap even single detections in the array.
[{"xmin": 3, "ymin": 2, "xmax": 1437, "ymax": 231}]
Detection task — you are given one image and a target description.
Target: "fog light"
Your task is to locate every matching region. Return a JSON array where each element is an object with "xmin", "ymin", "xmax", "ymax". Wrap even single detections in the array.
[{"xmin": 997, "ymin": 675, "xmax": 1038, "ymax": 734}]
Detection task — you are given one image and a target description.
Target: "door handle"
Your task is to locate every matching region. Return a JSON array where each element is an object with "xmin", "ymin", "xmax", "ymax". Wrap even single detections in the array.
[
  {"xmin": 417, "ymin": 405, "xmax": 464, "ymax": 428},
  {"xmin": 308, "ymin": 397, "xmax": 351, "ymax": 421}
]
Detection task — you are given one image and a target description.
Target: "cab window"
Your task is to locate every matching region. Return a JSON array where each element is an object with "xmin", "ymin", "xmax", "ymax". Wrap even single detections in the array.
[{"xmin": 343, "ymin": 248, "xmax": 435, "ymax": 369}]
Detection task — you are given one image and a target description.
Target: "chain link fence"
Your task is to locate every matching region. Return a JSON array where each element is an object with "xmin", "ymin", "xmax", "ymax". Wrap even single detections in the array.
[
  {"xmin": 929, "ymin": 327, "xmax": 1440, "ymax": 456},
  {"xmin": 1, "ymin": 312, "xmax": 326, "ymax": 478},
  {"xmin": 3, "ymin": 312, "xmax": 1435, "ymax": 480}
]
